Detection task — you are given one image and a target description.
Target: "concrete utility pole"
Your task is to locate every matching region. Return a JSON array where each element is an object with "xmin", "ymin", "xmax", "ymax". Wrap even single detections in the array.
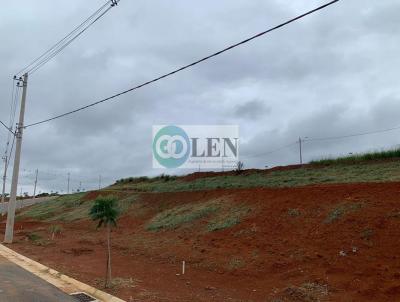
[
  {"xmin": 4, "ymin": 73, "xmax": 28, "ymax": 244},
  {"xmin": 67, "ymin": 173, "xmax": 70, "ymax": 194},
  {"xmin": 1, "ymin": 155, "xmax": 8, "ymax": 215},
  {"xmin": 33, "ymin": 169, "xmax": 38, "ymax": 199},
  {"xmin": 298, "ymin": 136, "xmax": 308, "ymax": 165},
  {"xmin": 98, "ymin": 175, "xmax": 101, "ymax": 190},
  {"xmin": 298, "ymin": 137, "xmax": 303, "ymax": 165}
]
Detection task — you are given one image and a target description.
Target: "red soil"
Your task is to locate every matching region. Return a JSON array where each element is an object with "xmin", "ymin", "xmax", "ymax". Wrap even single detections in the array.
[{"xmin": 2, "ymin": 182, "xmax": 400, "ymax": 301}]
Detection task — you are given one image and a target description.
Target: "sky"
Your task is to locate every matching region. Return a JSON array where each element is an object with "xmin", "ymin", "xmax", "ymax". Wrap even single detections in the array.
[{"xmin": 0, "ymin": 0, "xmax": 399, "ymax": 194}]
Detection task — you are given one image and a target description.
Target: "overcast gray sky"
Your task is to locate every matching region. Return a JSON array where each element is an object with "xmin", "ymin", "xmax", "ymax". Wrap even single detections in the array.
[{"xmin": 1, "ymin": 0, "xmax": 399, "ymax": 194}]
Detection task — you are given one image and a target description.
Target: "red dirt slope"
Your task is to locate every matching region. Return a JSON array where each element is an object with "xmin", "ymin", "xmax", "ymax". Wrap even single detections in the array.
[{"xmin": 2, "ymin": 182, "xmax": 400, "ymax": 301}]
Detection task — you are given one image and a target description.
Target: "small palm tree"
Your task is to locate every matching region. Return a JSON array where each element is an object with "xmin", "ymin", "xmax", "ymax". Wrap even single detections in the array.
[{"xmin": 89, "ymin": 195, "xmax": 120, "ymax": 288}]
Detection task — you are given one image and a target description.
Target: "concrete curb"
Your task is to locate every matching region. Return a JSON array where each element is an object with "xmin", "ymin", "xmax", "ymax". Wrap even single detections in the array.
[{"xmin": 0, "ymin": 244, "xmax": 125, "ymax": 302}]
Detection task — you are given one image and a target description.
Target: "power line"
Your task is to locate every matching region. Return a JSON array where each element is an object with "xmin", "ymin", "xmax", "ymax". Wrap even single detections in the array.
[
  {"xmin": 16, "ymin": 0, "xmax": 118, "ymax": 77},
  {"xmin": 15, "ymin": 2, "xmax": 110, "ymax": 76},
  {"xmin": 29, "ymin": 5, "xmax": 115, "ymax": 75},
  {"xmin": 305, "ymin": 125, "xmax": 400, "ymax": 142},
  {"xmin": 4, "ymin": 82, "xmax": 20, "ymax": 154},
  {"xmin": 5, "ymin": 132, "xmax": 16, "ymax": 173},
  {"xmin": 24, "ymin": 0, "xmax": 340, "ymax": 128},
  {"xmin": 9, "ymin": 82, "xmax": 20, "ymax": 132},
  {"xmin": 0, "ymin": 120, "xmax": 14, "ymax": 135},
  {"xmin": 6, "ymin": 80, "xmax": 16, "ymax": 140},
  {"xmin": 242, "ymin": 142, "xmax": 297, "ymax": 159},
  {"xmin": 241, "ymin": 123, "xmax": 400, "ymax": 160}
]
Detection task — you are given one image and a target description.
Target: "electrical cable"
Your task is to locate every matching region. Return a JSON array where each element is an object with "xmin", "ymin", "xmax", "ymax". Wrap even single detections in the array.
[
  {"xmin": 24, "ymin": 0, "xmax": 340, "ymax": 128},
  {"xmin": 15, "ymin": 0, "xmax": 117, "ymax": 77},
  {"xmin": 242, "ymin": 142, "xmax": 297, "ymax": 159},
  {"xmin": 29, "ymin": 5, "xmax": 114, "ymax": 75},
  {"xmin": 304, "ymin": 125, "xmax": 400, "ymax": 142},
  {"xmin": 0, "ymin": 120, "xmax": 14, "ymax": 135}
]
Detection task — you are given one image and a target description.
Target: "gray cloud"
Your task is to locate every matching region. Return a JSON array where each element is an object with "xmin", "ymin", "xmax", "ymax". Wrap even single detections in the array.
[{"xmin": 234, "ymin": 100, "xmax": 271, "ymax": 120}]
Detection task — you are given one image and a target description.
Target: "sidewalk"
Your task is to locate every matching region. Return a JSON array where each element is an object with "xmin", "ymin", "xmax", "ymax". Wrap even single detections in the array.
[
  {"xmin": 0, "ymin": 244, "xmax": 126, "ymax": 302},
  {"xmin": 0, "ymin": 254, "xmax": 75, "ymax": 302}
]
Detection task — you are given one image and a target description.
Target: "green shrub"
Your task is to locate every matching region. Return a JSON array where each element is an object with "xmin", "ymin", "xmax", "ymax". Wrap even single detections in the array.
[
  {"xmin": 48, "ymin": 225, "xmax": 63, "ymax": 239},
  {"xmin": 27, "ymin": 232, "xmax": 42, "ymax": 241}
]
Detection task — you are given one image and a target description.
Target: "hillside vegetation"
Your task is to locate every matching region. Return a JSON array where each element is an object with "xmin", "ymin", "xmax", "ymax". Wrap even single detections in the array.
[
  {"xmin": 310, "ymin": 147, "xmax": 400, "ymax": 164},
  {"xmin": 18, "ymin": 151, "xmax": 400, "ymax": 225},
  {"xmin": 110, "ymin": 159, "xmax": 400, "ymax": 193},
  {"xmin": 8, "ymin": 154, "xmax": 400, "ymax": 301}
]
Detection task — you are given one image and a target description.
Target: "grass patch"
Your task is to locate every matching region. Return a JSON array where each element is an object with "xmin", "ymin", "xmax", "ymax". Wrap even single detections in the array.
[
  {"xmin": 324, "ymin": 202, "xmax": 364, "ymax": 223},
  {"xmin": 208, "ymin": 216, "xmax": 240, "ymax": 232},
  {"xmin": 311, "ymin": 148, "xmax": 400, "ymax": 165},
  {"xmin": 360, "ymin": 228, "xmax": 374, "ymax": 240},
  {"xmin": 18, "ymin": 192, "xmax": 137, "ymax": 223},
  {"xmin": 282, "ymin": 282, "xmax": 328, "ymax": 302},
  {"xmin": 18, "ymin": 193, "xmax": 85, "ymax": 221},
  {"xmin": 48, "ymin": 225, "xmax": 63, "ymax": 239},
  {"xmin": 146, "ymin": 202, "xmax": 218, "ymax": 231},
  {"xmin": 50, "ymin": 200, "xmax": 95, "ymax": 222},
  {"xmin": 287, "ymin": 208, "xmax": 301, "ymax": 217},
  {"xmin": 207, "ymin": 205, "xmax": 251, "ymax": 232},
  {"xmin": 109, "ymin": 160, "xmax": 400, "ymax": 193},
  {"xmin": 115, "ymin": 174, "xmax": 177, "ymax": 185},
  {"xmin": 227, "ymin": 257, "xmax": 245, "ymax": 270},
  {"xmin": 26, "ymin": 232, "xmax": 42, "ymax": 241},
  {"xmin": 26, "ymin": 232, "xmax": 50, "ymax": 246},
  {"xmin": 117, "ymin": 194, "xmax": 139, "ymax": 213},
  {"xmin": 94, "ymin": 277, "xmax": 137, "ymax": 290},
  {"xmin": 388, "ymin": 211, "xmax": 400, "ymax": 219}
]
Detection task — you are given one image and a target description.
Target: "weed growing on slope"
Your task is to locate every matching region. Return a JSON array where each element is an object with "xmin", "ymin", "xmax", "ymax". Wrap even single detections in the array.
[
  {"xmin": 26, "ymin": 232, "xmax": 42, "ymax": 241},
  {"xmin": 324, "ymin": 202, "xmax": 364, "ymax": 223},
  {"xmin": 18, "ymin": 192, "xmax": 137, "ymax": 223},
  {"xmin": 146, "ymin": 202, "xmax": 218, "ymax": 231},
  {"xmin": 17, "ymin": 193, "xmax": 85, "ymax": 221},
  {"xmin": 311, "ymin": 148, "xmax": 400, "ymax": 165},
  {"xmin": 287, "ymin": 208, "xmax": 301, "ymax": 217},
  {"xmin": 110, "ymin": 160, "xmax": 400, "ymax": 193},
  {"xmin": 207, "ymin": 204, "xmax": 251, "ymax": 232},
  {"xmin": 48, "ymin": 225, "xmax": 63, "ymax": 240},
  {"xmin": 26, "ymin": 232, "xmax": 50, "ymax": 246},
  {"xmin": 227, "ymin": 257, "xmax": 245, "ymax": 270}
]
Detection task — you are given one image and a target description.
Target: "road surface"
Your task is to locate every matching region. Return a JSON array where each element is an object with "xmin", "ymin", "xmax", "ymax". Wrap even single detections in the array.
[
  {"xmin": 0, "ymin": 255, "xmax": 75, "ymax": 302},
  {"xmin": 0, "ymin": 197, "xmax": 54, "ymax": 215}
]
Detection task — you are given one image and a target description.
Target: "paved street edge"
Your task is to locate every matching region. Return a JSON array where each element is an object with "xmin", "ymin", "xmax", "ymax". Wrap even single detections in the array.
[{"xmin": 0, "ymin": 244, "xmax": 125, "ymax": 302}]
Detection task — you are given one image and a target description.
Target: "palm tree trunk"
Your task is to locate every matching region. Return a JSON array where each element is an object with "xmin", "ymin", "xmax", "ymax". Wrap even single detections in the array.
[
  {"xmin": 104, "ymin": 248, "xmax": 108, "ymax": 288},
  {"xmin": 106, "ymin": 222, "xmax": 112, "ymax": 288}
]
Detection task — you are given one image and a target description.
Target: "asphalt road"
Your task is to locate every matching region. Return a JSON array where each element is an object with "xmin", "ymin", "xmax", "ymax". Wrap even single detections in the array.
[
  {"xmin": 0, "ymin": 255, "xmax": 76, "ymax": 302},
  {"xmin": 0, "ymin": 197, "xmax": 53, "ymax": 215}
]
